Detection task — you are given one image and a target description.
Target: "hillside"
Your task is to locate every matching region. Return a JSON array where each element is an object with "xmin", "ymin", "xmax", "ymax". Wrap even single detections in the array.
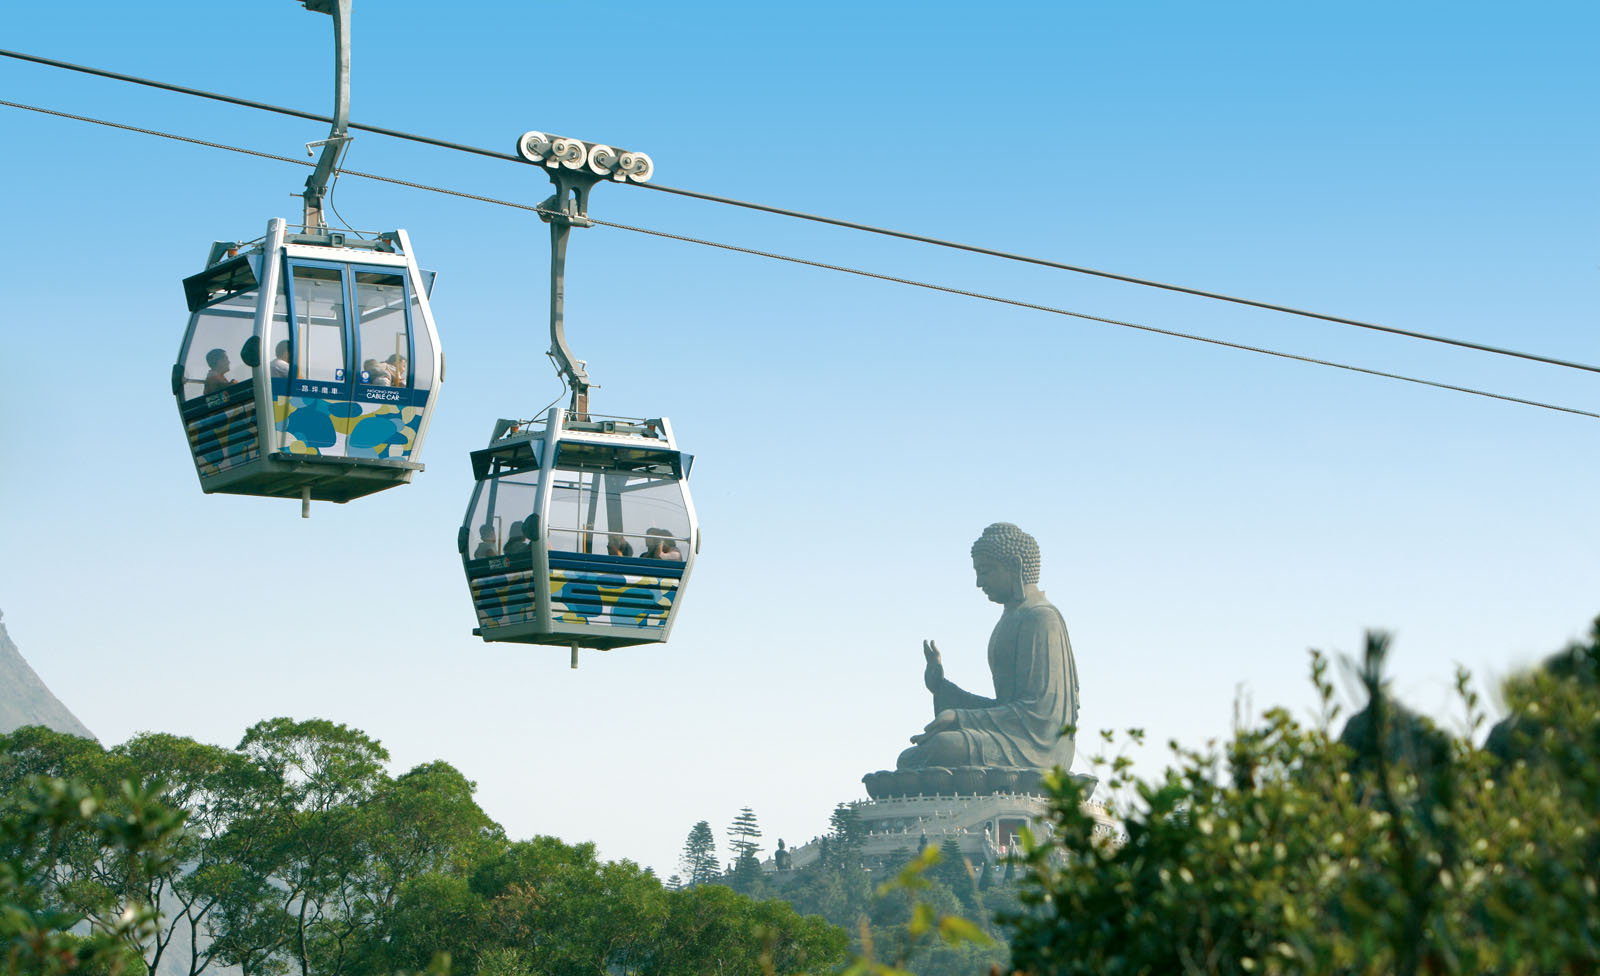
[{"xmin": 0, "ymin": 609, "xmax": 96, "ymax": 739}]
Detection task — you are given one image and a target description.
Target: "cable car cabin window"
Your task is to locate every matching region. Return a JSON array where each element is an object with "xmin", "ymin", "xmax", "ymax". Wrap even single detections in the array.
[
  {"xmin": 466, "ymin": 470, "xmax": 541, "ymax": 561},
  {"xmin": 353, "ymin": 271, "xmax": 410, "ymax": 388},
  {"xmin": 546, "ymin": 464, "xmax": 691, "ymax": 561},
  {"xmin": 289, "ymin": 266, "xmax": 347, "ymax": 384},
  {"xmin": 179, "ymin": 288, "xmax": 258, "ymax": 403},
  {"xmin": 407, "ymin": 287, "xmax": 435, "ymax": 392},
  {"xmin": 268, "ymin": 277, "xmax": 292, "ymax": 379}
]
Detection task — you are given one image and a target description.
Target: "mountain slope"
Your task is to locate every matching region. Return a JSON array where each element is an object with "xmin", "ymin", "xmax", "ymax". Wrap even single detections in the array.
[{"xmin": 0, "ymin": 609, "xmax": 96, "ymax": 740}]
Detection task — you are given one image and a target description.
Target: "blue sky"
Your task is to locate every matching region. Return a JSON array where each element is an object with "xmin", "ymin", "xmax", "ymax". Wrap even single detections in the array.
[{"xmin": 2, "ymin": 0, "xmax": 1597, "ymax": 875}]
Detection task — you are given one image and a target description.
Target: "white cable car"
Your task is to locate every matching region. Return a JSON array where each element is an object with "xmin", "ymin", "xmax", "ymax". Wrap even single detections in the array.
[
  {"xmin": 460, "ymin": 411, "xmax": 697, "ymax": 653},
  {"xmin": 170, "ymin": 0, "xmax": 442, "ymax": 514},
  {"xmin": 459, "ymin": 131, "xmax": 693, "ymax": 664},
  {"xmin": 173, "ymin": 220, "xmax": 443, "ymax": 509}
]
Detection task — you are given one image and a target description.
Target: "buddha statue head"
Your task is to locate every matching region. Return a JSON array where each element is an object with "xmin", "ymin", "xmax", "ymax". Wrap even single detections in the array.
[{"xmin": 970, "ymin": 522, "xmax": 1040, "ymax": 605}]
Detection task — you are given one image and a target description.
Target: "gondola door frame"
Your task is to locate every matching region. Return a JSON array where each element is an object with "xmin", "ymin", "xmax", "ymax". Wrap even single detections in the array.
[
  {"xmin": 255, "ymin": 219, "xmax": 289, "ymax": 455},
  {"xmin": 393, "ymin": 228, "xmax": 444, "ymax": 464},
  {"xmin": 532, "ymin": 411, "xmax": 563, "ymax": 637}
]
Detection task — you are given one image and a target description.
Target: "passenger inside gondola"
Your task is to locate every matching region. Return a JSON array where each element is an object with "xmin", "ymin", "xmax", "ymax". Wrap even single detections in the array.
[
  {"xmin": 643, "ymin": 528, "xmax": 684, "ymax": 560},
  {"xmin": 473, "ymin": 524, "xmax": 499, "ymax": 559},
  {"xmin": 271, "ymin": 340, "xmax": 291, "ymax": 377},
  {"xmin": 364, "ymin": 358, "xmax": 394, "ymax": 386},
  {"xmin": 606, "ymin": 534, "xmax": 634, "ymax": 557},
  {"xmin": 203, "ymin": 349, "xmax": 233, "ymax": 394},
  {"xmin": 503, "ymin": 521, "xmax": 531, "ymax": 555},
  {"xmin": 386, "ymin": 354, "xmax": 408, "ymax": 385}
]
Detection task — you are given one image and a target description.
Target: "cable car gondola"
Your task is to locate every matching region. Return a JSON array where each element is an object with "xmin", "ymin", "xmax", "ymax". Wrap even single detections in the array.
[
  {"xmin": 459, "ymin": 132, "xmax": 695, "ymax": 662},
  {"xmin": 460, "ymin": 410, "xmax": 697, "ymax": 651},
  {"xmin": 170, "ymin": 0, "xmax": 443, "ymax": 515}
]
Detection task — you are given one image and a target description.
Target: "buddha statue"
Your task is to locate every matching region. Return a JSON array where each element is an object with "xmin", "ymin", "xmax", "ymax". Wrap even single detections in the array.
[{"xmin": 892, "ymin": 522, "xmax": 1079, "ymax": 777}]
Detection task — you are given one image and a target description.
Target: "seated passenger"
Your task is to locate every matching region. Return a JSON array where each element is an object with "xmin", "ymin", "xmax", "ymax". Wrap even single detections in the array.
[
  {"xmin": 473, "ymin": 524, "xmax": 499, "ymax": 559},
  {"xmin": 502, "ymin": 520, "xmax": 532, "ymax": 555},
  {"xmin": 606, "ymin": 534, "xmax": 634, "ymax": 557},
  {"xmin": 202, "ymin": 348, "xmax": 232, "ymax": 394},
  {"xmin": 364, "ymin": 359, "xmax": 394, "ymax": 386},
  {"xmin": 658, "ymin": 538, "xmax": 684, "ymax": 561},
  {"xmin": 385, "ymin": 354, "xmax": 408, "ymax": 386},
  {"xmin": 270, "ymin": 340, "xmax": 291, "ymax": 378},
  {"xmin": 643, "ymin": 528, "xmax": 675, "ymax": 559}
]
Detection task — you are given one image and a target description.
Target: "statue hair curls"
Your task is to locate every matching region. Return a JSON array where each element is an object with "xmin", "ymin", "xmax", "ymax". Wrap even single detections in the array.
[{"xmin": 970, "ymin": 522, "xmax": 1040, "ymax": 585}]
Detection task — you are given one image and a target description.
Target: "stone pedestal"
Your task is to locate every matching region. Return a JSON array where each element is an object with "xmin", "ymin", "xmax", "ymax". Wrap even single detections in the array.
[{"xmin": 776, "ymin": 775, "xmax": 1122, "ymax": 874}]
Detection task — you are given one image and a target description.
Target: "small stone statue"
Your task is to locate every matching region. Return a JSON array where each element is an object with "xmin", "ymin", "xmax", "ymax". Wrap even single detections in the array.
[
  {"xmin": 773, "ymin": 838, "xmax": 791, "ymax": 871},
  {"xmin": 895, "ymin": 522, "xmax": 1079, "ymax": 773}
]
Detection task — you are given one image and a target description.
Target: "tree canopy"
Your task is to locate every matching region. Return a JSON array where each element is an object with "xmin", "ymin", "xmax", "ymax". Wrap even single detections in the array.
[
  {"xmin": 0, "ymin": 722, "xmax": 846, "ymax": 976},
  {"xmin": 1006, "ymin": 623, "xmax": 1600, "ymax": 976}
]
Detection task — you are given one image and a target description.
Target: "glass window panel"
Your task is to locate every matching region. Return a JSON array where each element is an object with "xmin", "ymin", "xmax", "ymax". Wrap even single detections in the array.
[
  {"xmin": 291, "ymin": 266, "xmax": 347, "ymax": 383},
  {"xmin": 468, "ymin": 471, "xmax": 540, "ymax": 559},
  {"xmin": 408, "ymin": 289, "xmax": 435, "ymax": 392},
  {"xmin": 546, "ymin": 466, "xmax": 689, "ymax": 559},
  {"xmin": 181, "ymin": 290, "xmax": 258, "ymax": 400},
  {"xmin": 268, "ymin": 276, "xmax": 292, "ymax": 379},
  {"xmin": 353, "ymin": 270, "xmax": 408, "ymax": 387},
  {"xmin": 617, "ymin": 476, "xmax": 690, "ymax": 561},
  {"xmin": 546, "ymin": 469, "xmax": 608, "ymax": 554}
]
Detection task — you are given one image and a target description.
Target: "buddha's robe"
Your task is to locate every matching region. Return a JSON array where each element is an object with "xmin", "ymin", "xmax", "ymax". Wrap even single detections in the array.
[{"xmin": 916, "ymin": 591, "xmax": 1078, "ymax": 770}]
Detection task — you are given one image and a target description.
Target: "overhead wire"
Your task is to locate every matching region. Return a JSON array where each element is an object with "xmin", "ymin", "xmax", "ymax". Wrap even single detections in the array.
[
  {"xmin": 4, "ymin": 46, "xmax": 1599, "ymax": 380},
  {"xmin": 585, "ymin": 216, "xmax": 1600, "ymax": 421},
  {"xmin": 0, "ymin": 48, "xmax": 521, "ymax": 163},
  {"xmin": 1, "ymin": 95, "xmax": 1595, "ymax": 421}
]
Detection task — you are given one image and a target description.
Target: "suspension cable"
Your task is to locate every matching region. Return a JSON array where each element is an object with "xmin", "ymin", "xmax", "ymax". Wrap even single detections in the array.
[
  {"xmin": 4, "ymin": 46, "xmax": 1597, "ymax": 380},
  {"xmin": 2, "ymin": 95, "xmax": 1594, "ymax": 422}
]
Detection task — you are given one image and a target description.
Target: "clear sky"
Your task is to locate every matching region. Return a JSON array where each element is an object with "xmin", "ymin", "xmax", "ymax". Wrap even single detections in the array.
[{"xmin": 2, "ymin": 0, "xmax": 1596, "ymax": 877}]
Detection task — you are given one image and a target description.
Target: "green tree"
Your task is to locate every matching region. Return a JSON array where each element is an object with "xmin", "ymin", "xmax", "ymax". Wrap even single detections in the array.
[
  {"xmin": 1004, "ymin": 622, "xmax": 1600, "ymax": 976},
  {"xmin": 0, "ymin": 775, "xmax": 182, "ymax": 976},
  {"xmin": 726, "ymin": 807, "xmax": 762, "ymax": 863},
  {"xmin": 646, "ymin": 882, "xmax": 847, "ymax": 976},
  {"xmin": 679, "ymin": 821, "xmax": 719, "ymax": 887},
  {"xmin": 820, "ymin": 803, "xmax": 866, "ymax": 868},
  {"xmin": 375, "ymin": 872, "xmax": 486, "ymax": 975},
  {"xmin": 725, "ymin": 808, "xmax": 764, "ymax": 896},
  {"xmin": 222, "ymin": 717, "xmax": 390, "ymax": 976},
  {"xmin": 106, "ymin": 731, "xmax": 258, "ymax": 976},
  {"xmin": 470, "ymin": 836, "xmax": 668, "ymax": 974}
]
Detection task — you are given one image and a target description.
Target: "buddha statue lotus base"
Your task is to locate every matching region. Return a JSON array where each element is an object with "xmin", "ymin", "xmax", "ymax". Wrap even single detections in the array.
[{"xmin": 862, "ymin": 765, "xmax": 1076, "ymax": 799}]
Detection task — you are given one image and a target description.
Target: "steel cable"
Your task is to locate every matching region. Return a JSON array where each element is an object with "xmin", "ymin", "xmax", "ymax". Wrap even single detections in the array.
[
  {"xmin": 2, "ymin": 96, "xmax": 1594, "ymax": 421},
  {"xmin": 4, "ymin": 46, "xmax": 1598, "ymax": 378}
]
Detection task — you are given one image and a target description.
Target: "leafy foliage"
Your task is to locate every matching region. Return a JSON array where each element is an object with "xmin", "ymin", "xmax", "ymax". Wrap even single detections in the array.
[
  {"xmin": 1006, "ymin": 621, "xmax": 1600, "ymax": 976},
  {"xmin": 679, "ymin": 820, "xmax": 720, "ymax": 888},
  {"xmin": 3, "ymin": 721, "xmax": 846, "ymax": 976},
  {"xmin": 0, "ymin": 775, "xmax": 182, "ymax": 975},
  {"xmin": 737, "ymin": 805, "xmax": 1012, "ymax": 976}
]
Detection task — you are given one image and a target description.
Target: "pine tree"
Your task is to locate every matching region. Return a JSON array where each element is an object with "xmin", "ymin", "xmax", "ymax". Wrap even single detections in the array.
[
  {"xmin": 679, "ymin": 820, "xmax": 719, "ymax": 886},
  {"xmin": 828, "ymin": 803, "xmax": 863, "ymax": 856},
  {"xmin": 726, "ymin": 806, "xmax": 763, "ymax": 862}
]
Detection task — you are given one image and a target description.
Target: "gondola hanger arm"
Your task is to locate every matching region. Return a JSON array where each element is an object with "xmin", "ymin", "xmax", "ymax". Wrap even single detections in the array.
[
  {"xmin": 515, "ymin": 131, "xmax": 654, "ymax": 418},
  {"xmin": 295, "ymin": 0, "xmax": 352, "ymax": 234}
]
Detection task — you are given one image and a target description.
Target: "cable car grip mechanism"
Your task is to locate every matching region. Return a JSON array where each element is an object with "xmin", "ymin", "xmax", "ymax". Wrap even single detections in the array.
[{"xmin": 514, "ymin": 130, "xmax": 655, "ymax": 421}]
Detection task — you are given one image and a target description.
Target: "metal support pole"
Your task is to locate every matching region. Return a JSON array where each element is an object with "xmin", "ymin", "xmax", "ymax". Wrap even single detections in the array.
[
  {"xmin": 570, "ymin": 645, "xmax": 579, "ymax": 669},
  {"xmin": 298, "ymin": 0, "xmax": 352, "ymax": 232},
  {"xmin": 547, "ymin": 214, "xmax": 591, "ymax": 418},
  {"xmin": 301, "ymin": 486, "xmax": 311, "ymax": 518}
]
